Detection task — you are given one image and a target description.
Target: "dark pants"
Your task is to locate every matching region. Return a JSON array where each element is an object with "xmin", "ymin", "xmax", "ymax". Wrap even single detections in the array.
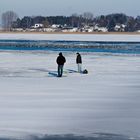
[{"xmin": 58, "ymin": 65, "xmax": 64, "ymax": 77}]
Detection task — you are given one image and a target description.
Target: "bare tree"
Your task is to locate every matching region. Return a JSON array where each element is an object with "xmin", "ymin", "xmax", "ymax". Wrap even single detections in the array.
[
  {"xmin": 2, "ymin": 11, "xmax": 18, "ymax": 31},
  {"xmin": 71, "ymin": 13, "xmax": 84, "ymax": 27},
  {"xmin": 71, "ymin": 13, "xmax": 79, "ymax": 27},
  {"xmin": 42, "ymin": 19, "xmax": 49, "ymax": 28},
  {"xmin": 82, "ymin": 12, "xmax": 94, "ymax": 25}
]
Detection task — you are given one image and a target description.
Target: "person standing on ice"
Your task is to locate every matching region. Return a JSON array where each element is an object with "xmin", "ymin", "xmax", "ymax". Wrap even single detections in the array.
[
  {"xmin": 76, "ymin": 52, "xmax": 82, "ymax": 73},
  {"xmin": 56, "ymin": 52, "xmax": 66, "ymax": 77}
]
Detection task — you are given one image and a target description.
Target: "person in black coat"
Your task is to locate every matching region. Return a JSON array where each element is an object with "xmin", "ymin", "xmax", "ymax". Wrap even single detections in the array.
[
  {"xmin": 76, "ymin": 52, "xmax": 82, "ymax": 73},
  {"xmin": 56, "ymin": 52, "xmax": 66, "ymax": 77}
]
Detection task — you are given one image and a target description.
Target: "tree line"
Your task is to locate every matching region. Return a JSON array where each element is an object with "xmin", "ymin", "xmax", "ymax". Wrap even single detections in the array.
[{"xmin": 1, "ymin": 11, "xmax": 140, "ymax": 32}]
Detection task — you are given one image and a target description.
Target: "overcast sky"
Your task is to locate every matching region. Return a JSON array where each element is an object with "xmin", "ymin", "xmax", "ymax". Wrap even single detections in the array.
[{"xmin": 0, "ymin": 0, "xmax": 140, "ymax": 17}]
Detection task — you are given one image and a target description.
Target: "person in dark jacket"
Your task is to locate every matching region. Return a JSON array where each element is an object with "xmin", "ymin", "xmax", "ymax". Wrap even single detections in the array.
[
  {"xmin": 56, "ymin": 52, "xmax": 66, "ymax": 77},
  {"xmin": 76, "ymin": 52, "xmax": 82, "ymax": 73}
]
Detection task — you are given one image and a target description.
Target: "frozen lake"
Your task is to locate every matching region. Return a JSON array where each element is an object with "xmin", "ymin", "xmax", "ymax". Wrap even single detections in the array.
[
  {"xmin": 0, "ymin": 50, "xmax": 140, "ymax": 140},
  {"xmin": 0, "ymin": 34, "xmax": 140, "ymax": 139}
]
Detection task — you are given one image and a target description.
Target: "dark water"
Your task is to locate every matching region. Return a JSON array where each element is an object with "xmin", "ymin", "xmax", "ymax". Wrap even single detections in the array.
[{"xmin": 0, "ymin": 40, "xmax": 140, "ymax": 54}]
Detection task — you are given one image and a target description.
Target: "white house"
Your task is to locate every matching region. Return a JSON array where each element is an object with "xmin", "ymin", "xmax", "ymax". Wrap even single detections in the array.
[
  {"xmin": 94, "ymin": 25, "xmax": 108, "ymax": 32},
  {"xmin": 32, "ymin": 24, "xmax": 43, "ymax": 29},
  {"xmin": 87, "ymin": 27, "xmax": 94, "ymax": 32},
  {"xmin": 114, "ymin": 24, "xmax": 126, "ymax": 31},
  {"xmin": 51, "ymin": 24, "xmax": 61, "ymax": 28}
]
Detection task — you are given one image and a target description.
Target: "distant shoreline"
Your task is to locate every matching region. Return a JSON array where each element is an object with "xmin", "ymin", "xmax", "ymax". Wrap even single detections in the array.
[{"xmin": 0, "ymin": 31, "xmax": 140, "ymax": 35}]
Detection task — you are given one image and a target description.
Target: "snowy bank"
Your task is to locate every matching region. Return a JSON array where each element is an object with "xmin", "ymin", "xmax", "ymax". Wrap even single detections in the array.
[{"xmin": 0, "ymin": 33, "xmax": 140, "ymax": 42}]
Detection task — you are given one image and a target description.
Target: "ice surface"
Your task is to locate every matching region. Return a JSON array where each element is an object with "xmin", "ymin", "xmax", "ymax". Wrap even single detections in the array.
[
  {"xmin": 0, "ymin": 33, "xmax": 140, "ymax": 139},
  {"xmin": 0, "ymin": 50, "xmax": 140, "ymax": 139}
]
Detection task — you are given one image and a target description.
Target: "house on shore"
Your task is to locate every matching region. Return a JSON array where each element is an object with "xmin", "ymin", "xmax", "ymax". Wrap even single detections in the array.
[{"xmin": 32, "ymin": 24, "xmax": 44, "ymax": 29}]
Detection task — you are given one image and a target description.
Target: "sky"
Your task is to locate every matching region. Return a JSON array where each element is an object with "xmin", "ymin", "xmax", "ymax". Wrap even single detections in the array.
[{"xmin": 0, "ymin": 0, "xmax": 140, "ymax": 18}]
